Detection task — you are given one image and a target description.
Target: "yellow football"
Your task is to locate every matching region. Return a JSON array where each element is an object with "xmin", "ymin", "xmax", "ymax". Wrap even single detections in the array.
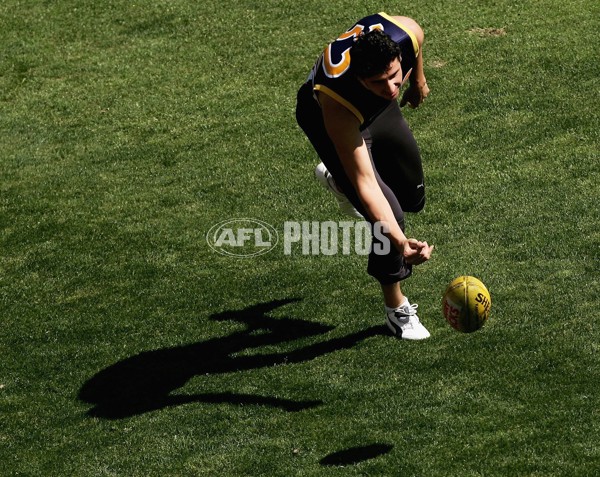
[{"xmin": 442, "ymin": 276, "xmax": 491, "ymax": 332}]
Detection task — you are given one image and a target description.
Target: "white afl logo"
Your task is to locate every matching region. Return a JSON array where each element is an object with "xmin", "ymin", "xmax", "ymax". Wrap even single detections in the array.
[{"xmin": 206, "ymin": 218, "xmax": 279, "ymax": 257}]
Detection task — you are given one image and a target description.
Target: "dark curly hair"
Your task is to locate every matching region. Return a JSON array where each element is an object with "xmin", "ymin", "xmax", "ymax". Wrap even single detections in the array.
[{"xmin": 350, "ymin": 29, "xmax": 403, "ymax": 79}]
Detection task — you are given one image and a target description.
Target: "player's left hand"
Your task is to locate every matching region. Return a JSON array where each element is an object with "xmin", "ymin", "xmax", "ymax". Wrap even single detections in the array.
[{"xmin": 400, "ymin": 82, "xmax": 430, "ymax": 109}]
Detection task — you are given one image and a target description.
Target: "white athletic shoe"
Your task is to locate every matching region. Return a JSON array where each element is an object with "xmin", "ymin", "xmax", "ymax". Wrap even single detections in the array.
[
  {"xmin": 315, "ymin": 163, "xmax": 363, "ymax": 218},
  {"xmin": 386, "ymin": 302, "xmax": 431, "ymax": 340}
]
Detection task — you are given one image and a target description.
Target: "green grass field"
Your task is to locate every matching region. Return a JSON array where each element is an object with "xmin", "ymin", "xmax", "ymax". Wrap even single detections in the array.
[{"xmin": 1, "ymin": 0, "xmax": 599, "ymax": 475}]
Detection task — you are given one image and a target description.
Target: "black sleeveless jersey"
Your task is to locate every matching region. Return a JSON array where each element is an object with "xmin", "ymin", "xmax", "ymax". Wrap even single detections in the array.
[{"xmin": 307, "ymin": 12, "xmax": 419, "ymax": 128}]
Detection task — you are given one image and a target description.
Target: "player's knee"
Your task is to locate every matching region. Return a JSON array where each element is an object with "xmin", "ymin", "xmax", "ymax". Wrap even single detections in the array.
[
  {"xmin": 413, "ymin": 196, "xmax": 426, "ymax": 213},
  {"xmin": 403, "ymin": 196, "xmax": 425, "ymax": 213}
]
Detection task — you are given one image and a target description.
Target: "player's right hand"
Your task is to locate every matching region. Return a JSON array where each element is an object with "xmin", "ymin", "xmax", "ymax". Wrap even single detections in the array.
[{"xmin": 403, "ymin": 238, "xmax": 434, "ymax": 265}]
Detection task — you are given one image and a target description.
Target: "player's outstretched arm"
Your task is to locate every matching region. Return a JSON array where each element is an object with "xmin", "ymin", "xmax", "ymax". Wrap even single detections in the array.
[{"xmin": 318, "ymin": 92, "xmax": 433, "ymax": 264}]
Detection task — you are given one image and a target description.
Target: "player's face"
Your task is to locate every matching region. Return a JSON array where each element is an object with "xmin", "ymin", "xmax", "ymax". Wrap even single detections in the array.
[{"xmin": 359, "ymin": 58, "xmax": 407, "ymax": 100}]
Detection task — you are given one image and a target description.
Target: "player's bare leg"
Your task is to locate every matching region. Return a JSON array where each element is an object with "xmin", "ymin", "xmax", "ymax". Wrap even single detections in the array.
[{"xmin": 381, "ymin": 282, "xmax": 404, "ymax": 308}]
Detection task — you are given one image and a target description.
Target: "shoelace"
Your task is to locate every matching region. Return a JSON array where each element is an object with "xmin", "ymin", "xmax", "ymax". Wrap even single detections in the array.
[
  {"xmin": 396, "ymin": 303, "xmax": 418, "ymax": 316},
  {"xmin": 393, "ymin": 304, "xmax": 420, "ymax": 324}
]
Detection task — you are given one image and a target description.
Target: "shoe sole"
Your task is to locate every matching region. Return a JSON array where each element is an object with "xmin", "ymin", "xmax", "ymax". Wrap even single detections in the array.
[
  {"xmin": 315, "ymin": 164, "xmax": 341, "ymax": 196},
  {"xmin": 315, "ymin": 164, "xmax": 363, "ymax": 219}
]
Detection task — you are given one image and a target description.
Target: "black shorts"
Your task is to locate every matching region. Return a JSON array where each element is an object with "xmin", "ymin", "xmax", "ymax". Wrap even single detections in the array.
[{"xmin": 295, "ymin": 82, "xmax": 425, "ymax": 285}]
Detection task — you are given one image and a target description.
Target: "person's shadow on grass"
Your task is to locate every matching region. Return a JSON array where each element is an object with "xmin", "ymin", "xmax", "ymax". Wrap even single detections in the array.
[{"xmin": 79, "ymin": 298, "xmax": 386, "ymax": 419}]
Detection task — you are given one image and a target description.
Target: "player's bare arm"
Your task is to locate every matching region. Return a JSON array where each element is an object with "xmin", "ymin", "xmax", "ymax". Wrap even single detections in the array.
[
  {"xmin": 393, "ymin": 16, "xmax": 430, "ymax": 108},
  {"xmin": 318, "ymin": 92, "xmax": 433, "ymax": 264}
]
